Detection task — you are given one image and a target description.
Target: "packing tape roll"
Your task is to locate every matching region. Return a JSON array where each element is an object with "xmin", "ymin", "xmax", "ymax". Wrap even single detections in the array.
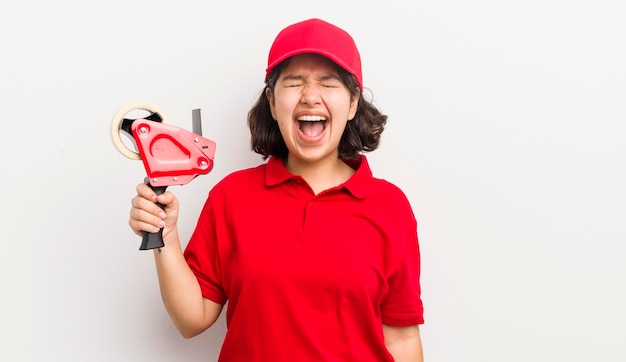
[{"xmin": 110, "ymin": 102, "xmax": 168, "ymax": 160}]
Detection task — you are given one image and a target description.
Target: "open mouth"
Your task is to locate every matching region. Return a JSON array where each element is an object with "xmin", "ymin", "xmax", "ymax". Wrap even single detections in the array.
[{"xmin": 297, "ymin": 115, "xmax": 327, "ymax": 138}]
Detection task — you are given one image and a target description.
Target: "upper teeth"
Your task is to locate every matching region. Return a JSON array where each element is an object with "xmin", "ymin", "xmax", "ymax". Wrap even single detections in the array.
[{"xmin": 298, "ymin": 115, "xmax": 326, "ymax": 122}]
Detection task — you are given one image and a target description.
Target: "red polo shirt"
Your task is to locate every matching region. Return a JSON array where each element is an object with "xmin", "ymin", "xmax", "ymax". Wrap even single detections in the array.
[{"xmin": 184, "ymin": 155, "xmax": 423, "ymax": 361}]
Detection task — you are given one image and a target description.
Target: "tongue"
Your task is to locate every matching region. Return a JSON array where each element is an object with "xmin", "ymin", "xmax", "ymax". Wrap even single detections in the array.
[{"xmin": 300, "ymin": 121, "xmax": 325, "ymax": 137}]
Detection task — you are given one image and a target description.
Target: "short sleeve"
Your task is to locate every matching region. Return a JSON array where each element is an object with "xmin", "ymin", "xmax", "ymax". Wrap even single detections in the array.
[
  {"xmin": 183, "ymin": 196, "xmax": 227, "ymax": 305},
  {"xmin": 380, "ymin": 200, "xmax": 424, "ymax": 326}
]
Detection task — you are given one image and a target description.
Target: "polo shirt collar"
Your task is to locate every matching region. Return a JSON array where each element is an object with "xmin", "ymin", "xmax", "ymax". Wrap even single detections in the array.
[{"xmin": 265, "ymin": 155, "xmax": 372, "ymax": 199}]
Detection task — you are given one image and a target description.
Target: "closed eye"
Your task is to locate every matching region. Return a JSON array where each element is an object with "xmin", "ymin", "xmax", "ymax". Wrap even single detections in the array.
[
  {"xmin": 281, "ymin": 74, "xmax": 305, "ymax": 88},
  {"xmin": 321, "ymin": 81, "xmax": 341, "ymax": 88},
  {"xmin": 319, "ymin": 75, "xmax": 343, "ymax": 88}
]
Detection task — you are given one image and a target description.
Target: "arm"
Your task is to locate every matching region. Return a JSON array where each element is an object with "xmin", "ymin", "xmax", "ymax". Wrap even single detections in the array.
[
  {"xmin": 129, "ymin": 183, "xmax": 223, "ymax": 338},
  {"xmin": 383, "ymin": 324, "xmax": 423, "ymax": 362}
]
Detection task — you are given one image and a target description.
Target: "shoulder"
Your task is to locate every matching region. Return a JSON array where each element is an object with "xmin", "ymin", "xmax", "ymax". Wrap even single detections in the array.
[
  {"xmin": 369, "ymin": 177, "xmax": 414, "ymax": 210},
  {"xmin": 347, "ymin": 155, "xmax": 409, "ymax": 205},
  {"xmin": 355, "ymin": 158, "xmax": 416, "ymax": 223},
  {"xmin": 369, "ymin": 176, "xmax": 404, "ymax": 195},
  {"xmin": 354, "ymin": 157, "xmax": 410, "ymax": 206},
  {"xmin": 210, "ymin": 162, "xmax": 268, "ymax": 195},
  {"xmin": 223, "ymin": 163, "xmax": 267, "ymax": 183}
]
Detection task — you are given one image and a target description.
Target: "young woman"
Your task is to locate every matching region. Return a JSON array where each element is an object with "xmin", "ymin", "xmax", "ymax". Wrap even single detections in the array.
[{"xmin": 129, "ymin": 18, "xmax": 424, "ymax": 361}]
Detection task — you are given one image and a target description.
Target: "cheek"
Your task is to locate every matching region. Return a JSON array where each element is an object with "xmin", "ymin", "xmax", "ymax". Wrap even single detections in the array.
[
  {"xmin": 273, "ymin": 96, "xmax": 298, "ymax": 119},
  {"xmin": 273, "ymin": 104, "xmax": 293, "ymax": 130},
  {"xmin": 325, "ymin": 94, "xmax": 354, "ymax": 118}
]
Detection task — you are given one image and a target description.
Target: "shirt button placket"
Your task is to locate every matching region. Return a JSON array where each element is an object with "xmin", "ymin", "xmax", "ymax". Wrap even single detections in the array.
[{"xmin": 302, "ymin": 199, "xmax": 317, "ymax": 239}]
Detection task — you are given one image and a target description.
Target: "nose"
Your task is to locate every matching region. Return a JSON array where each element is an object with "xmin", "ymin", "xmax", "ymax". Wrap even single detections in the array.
[{"xmin": 300, "ymin": 82, "xmax": 322, "ymax": 105}]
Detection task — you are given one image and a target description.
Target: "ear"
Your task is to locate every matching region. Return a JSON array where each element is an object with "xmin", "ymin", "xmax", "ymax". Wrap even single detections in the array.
[
  {"xmin": 347, "ymin": 91, "xmax": 360, "ymax": 121},
  {"xmin": 266, "ymin": 88, "xmax": 277, "ymax": 120}
]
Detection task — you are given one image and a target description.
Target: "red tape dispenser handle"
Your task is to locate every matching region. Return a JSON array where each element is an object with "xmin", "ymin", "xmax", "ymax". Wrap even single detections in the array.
[{"xmin": 111, "ymin": 102, "xmax": 216, "ymax": 250}]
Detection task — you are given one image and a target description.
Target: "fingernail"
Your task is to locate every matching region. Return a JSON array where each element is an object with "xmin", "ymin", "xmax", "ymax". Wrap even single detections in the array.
[
  {"xmin": 159, "ymin": 211, "xmax": 166, "ymax": 219},
  {"xmin": 158, "ymin": 220, "xmax": 165, "ymax": 227}
]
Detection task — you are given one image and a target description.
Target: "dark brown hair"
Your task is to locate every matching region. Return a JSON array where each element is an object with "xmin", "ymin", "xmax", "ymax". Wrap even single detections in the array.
[{"xmin": 247, "ymin": 59, "xmax": 387, "ymax": 160}]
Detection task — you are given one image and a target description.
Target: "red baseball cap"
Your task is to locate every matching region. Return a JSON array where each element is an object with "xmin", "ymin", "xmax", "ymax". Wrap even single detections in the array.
[{"xmin": 265, "ymin": 18, "xmax": 363, "ymax": 88}]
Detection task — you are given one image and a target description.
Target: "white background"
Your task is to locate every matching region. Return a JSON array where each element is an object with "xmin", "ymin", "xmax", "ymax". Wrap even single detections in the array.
[{"xmin": 1, "ymin": 1, "xmax": 624, "ymax": 361}]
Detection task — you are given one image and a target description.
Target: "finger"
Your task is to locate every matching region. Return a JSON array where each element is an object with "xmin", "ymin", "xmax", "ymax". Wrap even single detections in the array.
[
  {"xmin": 129, "ymin": 218, "xmax": 162, "ymax": 235},
  {"xmin": 135, "ymin": 183, "xmax": 157, "ymax": 202},
  {"xmin": 155, "ymin": 191, "xmax": 179, "ymax": 210},
  {"xmin": 131, "ymin": 194, "xmax": 166, "ymax": 219},
  {"xmin": 131, "ymin": 196, "xmax": 166, "ymax": 221},
  {"xmin": 129, "ymin": 206, "xmax": 165, "ymax": 232}
]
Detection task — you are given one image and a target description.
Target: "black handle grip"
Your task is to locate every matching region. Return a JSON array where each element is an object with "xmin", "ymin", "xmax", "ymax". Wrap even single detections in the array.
[{"xmin": 140, "ymin": 179, "xmax": 168, "ymax": 251}]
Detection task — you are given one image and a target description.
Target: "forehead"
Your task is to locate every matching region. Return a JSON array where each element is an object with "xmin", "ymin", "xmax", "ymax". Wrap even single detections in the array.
[{"xmin": 279, "ymin": 54, "xmax": 340, "ymax": 77}]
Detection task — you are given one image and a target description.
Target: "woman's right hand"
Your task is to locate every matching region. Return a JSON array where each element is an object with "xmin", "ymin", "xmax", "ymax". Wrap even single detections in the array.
[
  {"xmin": 129, "ymin": 183, "xmax": 180, "ymax": 244},
  {"xmin": 129, "ymin": 183, "xmax": 220, "ymax": 336}
]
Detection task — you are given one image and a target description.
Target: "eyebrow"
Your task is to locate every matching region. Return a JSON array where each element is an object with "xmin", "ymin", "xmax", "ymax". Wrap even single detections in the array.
[
  {"xmin": 281, "ymin": 74, "xmax": 305, "ymax": 82},
  {"xmin": 281, "ymin": 73, "xmax": 341, "ymax": 82}
]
